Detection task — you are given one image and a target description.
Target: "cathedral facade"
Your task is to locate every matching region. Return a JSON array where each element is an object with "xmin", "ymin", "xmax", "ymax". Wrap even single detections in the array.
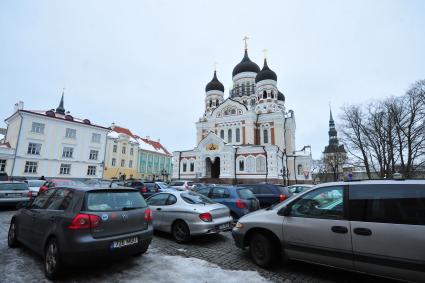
[{"xmin": 172, "ymin": 46, "xmax": 312, "ymax": 184}]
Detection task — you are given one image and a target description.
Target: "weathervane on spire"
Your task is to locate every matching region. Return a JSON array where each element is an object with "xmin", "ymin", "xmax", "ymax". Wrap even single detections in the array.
[{"xmin": 243, "ymin": 36, "xmax": 249, "ymax": 50}]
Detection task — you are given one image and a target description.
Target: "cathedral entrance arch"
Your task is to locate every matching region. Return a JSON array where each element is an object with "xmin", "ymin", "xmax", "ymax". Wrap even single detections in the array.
[{"xmin": 205, "ymin": 157, "xmax": 220, "ymax": 179}]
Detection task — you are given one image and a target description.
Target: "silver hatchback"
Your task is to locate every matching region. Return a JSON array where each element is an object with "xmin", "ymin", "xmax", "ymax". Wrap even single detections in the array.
[
  {"xmin": 0, "ymin": 181, "xmax": 30, "ymax": 206},
  {"xmin": 232, "ymin": 180, "xmax": 425, "ymax": 283},
  {"xmin": 147, "ymin": 191, "xmax": 232, "ymax": 243}
]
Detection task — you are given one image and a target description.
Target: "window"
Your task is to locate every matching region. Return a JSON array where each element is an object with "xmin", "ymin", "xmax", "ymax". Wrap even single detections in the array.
[
  {"xmin": 197, "ymin": 188, "xmax": 210, "ymax": 196},
  {"xmin": 31, "ymin": 122, "xmax": 45, "ymax": 134},
  {"xmin": 65, "ymin": 128, "xmax": 76, "ymax": 139},
  {"xmin": 147, "ymin": 193, "xmax": 170, "ymax": 206},
  {"xmin": 87, "ymin": 165, "xmax": 96, "ymax": 176},
  {"xmin": 228, "ymin": 129, "xmax": 232, "ymax": 143},
  {"xmin": 92, "ymin": 133, "xmax": 101, "ymax": 143},
  {"xmin": 45, "ymin": 189, "xmax": 73, "ymax": 210},
  {"xmin": 220, "ymin": 130, "xmax": 225, "ymax": 139},
  {"xmin": 256, "ymin": 156, "xmax": 266, "ymax": 173},
  {"xmin": 211, "ymin": 187, "xmax": 230, "ymax": 199},
  {"xmin": 236, "ymin": 128, "xmax": 241, "ymax": 143},
  {"xmin": 297, "ymin": 164, "xmax": 303, "ymax": 175},
  {"xmin": 27, "ymin": 142, "xmax": 41, "ymax": 155},
  {"xmin": 31, "ymin": 189, "xmax": 55, "ymax": 209},
  {"xmin": 190, "ymin": 161, "xmax": 194, "ymax": 172},
  {"xmin": 24, "ymin": 161, "xmax": 38, "ymax": 173},
  {"xmin": 290, "ymin": 186, "xmax": 344, "ymax": 220},
  {"xmin": 122, "ymin": 146, "xmax": 126, "ymax": 154},
  {"xmin": 239, "ymin": 159, "xmax": 245, "ymax": 171},
  {"xmin": 59, "ymin": 164, "xmax": 71, "ymax": 175},
  {"xmin": 130, "ymin": 147, "xmax": 134, "ymax": 155},
  {"xmin": 121, "ymin": 159, "xmax": 125, "ymax": 167},
  {"xmin": 216, "ymin": 99, "xmax": 219, "ymax": 106},
  {"xmin": 350, "ymin": 184, "xmax": 425, "ymax": 225},
  {"xmin": 111, "ymin": 158, "xmax": 116, "ymax": 166},
  {"xmin": 263, "ymin": 90, "xmax": 267, "ymax": 99},
  {"xmin": 263, "ymin": 129, "xmax": 269, "ymax": 144},
  {"xmin": 182, "ymin": 161, "xmax": 187, "ymax": 172},
  {"xmin": 62, "ymin": 147, "xmax": 74, "ymax": 158},
  {"xmin": 166, "ymin": 195, "xmax": 177, "ymax": 205},
  {"xmin": 113, "ymin": 144, "xmax": 117, "ymax": 153},
  {"xmin": 87, "ymin": 150, "xmax": 98, "ymax": 160},
  {"xmin": 0, "ymin": 160, "xmax": 6, "ymax": 172},
  {"xmin": 246, "ymin": 156, "xmax": 255, "ymax": 173},
  {"xmin": 129, "ymin": 160, "xmax": 133, "ymax": 168}
]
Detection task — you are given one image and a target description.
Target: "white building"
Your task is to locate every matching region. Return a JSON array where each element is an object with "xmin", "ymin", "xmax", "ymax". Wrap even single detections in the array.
[
  {"xmin": 3, "ymin": 96, "xmax": 109, "ymax": 180},
  {"xmin": 172, "ymin": 45, "xmax": 313, "ymax": 184}
]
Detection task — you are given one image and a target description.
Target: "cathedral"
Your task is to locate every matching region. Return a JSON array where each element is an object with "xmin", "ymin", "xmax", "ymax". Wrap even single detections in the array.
[{"xmin": 172, "ymin": 43, "xmax": 313, "ymax": 184}]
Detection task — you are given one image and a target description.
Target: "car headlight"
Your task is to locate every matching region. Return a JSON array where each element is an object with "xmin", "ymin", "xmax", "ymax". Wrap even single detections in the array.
[{"xmin": 235, "ymin": 222, "xmax": 244, "ymax": 229}]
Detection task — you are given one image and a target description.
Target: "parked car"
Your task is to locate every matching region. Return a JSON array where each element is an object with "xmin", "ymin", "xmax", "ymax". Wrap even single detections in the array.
[
  {"xmin": 155, "ymin": 181, "xmax": 174, "ymax": 192},
  {"xmin": 39, "ymin": 179, "xmax": 86, "ymax": 194},
  {"xmin": 124, "ymin": 180, "xmax": 158, "ymax": 198},
  {"xmin": 0, "ymin": 181, "xmax": 30, "ymax": 206},
  {"xmin": 286, "ymin": 184, "xmax": 314, "ymax": 195},
  {"xmin": 196, "ymin": 186, "xmax": 260, "ymax": 220},
  {"xmin": 8, "ymin": 186, "xmax": 153, "ymax": 279},
  {"xmin": 169, "ymin": 180, "xmax": 194, "ymax": 191},
  {"xmin": 146, "ymin": 191, "xmax": 232, "ymax": 243},
  {"xmin": 232, "ymin": 180, "xmax": 425, "ymax": 283},
  {"xmin": 0, "ymin": 172, "xmax": 9, "ymax": 181},
  {"xmin": 191, "ymin": 183, "xmax": 207, "ymax": 190},
  {"xmin": 240, "ymin": 184, "xmax": 292, "ymax": 208},
  {"xmin": 85, "ymin": 179, "xmax": 126, "ymax": 189},
  {"xmin": 26, "ymin": 179, "xmax": 46, "ymax": 197}
]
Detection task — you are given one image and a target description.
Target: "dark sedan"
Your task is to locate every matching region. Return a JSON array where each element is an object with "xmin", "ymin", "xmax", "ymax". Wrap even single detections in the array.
[
  {"xmin": 124, "ymin": 180, "xmax": 158, "ymax": 198},
  {"xmin": 239, "ymin": 184, "xmax": 292, "ymax": 208},
  {"xmin": 8, "ymin": 186, "xmax": 153, "ymax": 279}
]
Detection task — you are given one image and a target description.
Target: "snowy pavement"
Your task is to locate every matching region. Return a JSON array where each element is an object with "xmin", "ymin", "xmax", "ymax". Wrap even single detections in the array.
[{"xmin": 0, "ymin": 209, "xmax": 397, "ymax": 283}]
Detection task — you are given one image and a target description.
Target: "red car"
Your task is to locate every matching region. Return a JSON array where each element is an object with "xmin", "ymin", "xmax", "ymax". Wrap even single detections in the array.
[{"xmin": 39, "ymin": 179, "xmax": 85, "ymax": 194}]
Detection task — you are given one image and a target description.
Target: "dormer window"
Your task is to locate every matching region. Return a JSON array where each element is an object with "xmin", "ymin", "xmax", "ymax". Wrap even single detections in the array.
[{"xmin": 263, "ymin": 91, "xmax": 267, "ymax": 99}]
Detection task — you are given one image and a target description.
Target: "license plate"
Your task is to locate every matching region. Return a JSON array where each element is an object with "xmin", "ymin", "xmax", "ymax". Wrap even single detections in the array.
[
  {"xmin": 218, "ymin": 223, "xmax": 231, "ymax": 230},
  {"xmin": 111, "ymin": 236, "xmax": 138, "ymax": 249},
  {"xmin": 6, "ymin": 193, "xmax": 21, "ymax": 198}
]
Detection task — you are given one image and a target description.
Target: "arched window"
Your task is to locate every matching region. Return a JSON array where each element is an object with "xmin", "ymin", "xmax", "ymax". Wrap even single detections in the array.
[
  {"xmin": 220, "ymin": 130, "xmax": 225, "ymax": 139},
  {"xmin": 263, "ymin": 129, "xmax": 269, "ymax": 144},
  {"xmin": 182, "ymin": 161, "xmax": 187, "ymax": 172},
  {"xmin": 228, "ymin": 129, "xmax": 232, "ymax": 143},
  {"xmin": 231, "ymin": 109, "xmax": 236, "ymax": 115},
  {"xmin": 236, "ymin": 128, "xmax": 241, "ymax": 143},
  {"xmin": 216, "ymin": 99, "xmax": 219, "ymax": 106},
  {"xmin": 241, "ymin": 83, "xmax": 245, "ymax": 95},
  {"xmin": 263, "ymin": 90, "xmax": 267, "ymax": 99},
  {"xmin": 256, "ymin": 156, "xmax": 266, "ymax": 172},
  {"xmin": 190, "ymin": 161, "xmax": 195, "ymax": 172},
  {"xmin": 297, "ymin": 164, "xmax": 303, "ymax": 175},
  {"xmin": 209, "ymin": 100, "xmax": 212, "ymax": 107},
  {"xmin": 271, "ymin": 91, "xmax": 274, "ymax": 99},
  {"xmin": 246, "ymin": 156, "xmax": 255, "ymax": 173},
  {"xmin": 239, "ymin": 159, "xmax": 245, "ymax": 171}
]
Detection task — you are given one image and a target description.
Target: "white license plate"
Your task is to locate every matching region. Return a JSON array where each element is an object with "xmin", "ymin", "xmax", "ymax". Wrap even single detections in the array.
[
  {"xmin": 111, "ymin": 236, "xmax": 138, "ymax": 249},
  {"xmin": 6, "ymin": 193, "xmax": 21, "ymax": 198},
  {"xmin": 218, "ymin": 223, "xmax": 231, "ymax": 230}
]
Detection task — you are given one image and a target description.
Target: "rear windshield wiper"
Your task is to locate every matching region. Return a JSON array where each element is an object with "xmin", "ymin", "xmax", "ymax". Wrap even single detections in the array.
[{"xmin": 122, "ymin": 206, "xmax": 143, "ymax": 211}]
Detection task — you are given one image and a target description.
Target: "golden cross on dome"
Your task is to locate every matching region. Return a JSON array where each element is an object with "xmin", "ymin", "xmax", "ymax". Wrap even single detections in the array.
[
  {"xmin": 263, "ymin": 49, "xmax": 268, "ymax": 59},
  {"xmin": 214, "ymin": 61, "xmax": 217, "ymax": 71},
  {"xmin": 243, "ymin": 36, "xmax": 249, "ymax": 50}
]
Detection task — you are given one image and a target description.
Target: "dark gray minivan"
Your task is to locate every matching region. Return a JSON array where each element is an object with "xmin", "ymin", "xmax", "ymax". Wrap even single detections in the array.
[
  {"xmin": 8, "ymin": 186, "xmax": 153, "ymax": 279},
  {"xmin": 232, "ymin": 180, "xmax": 425, "ymax": 283}
]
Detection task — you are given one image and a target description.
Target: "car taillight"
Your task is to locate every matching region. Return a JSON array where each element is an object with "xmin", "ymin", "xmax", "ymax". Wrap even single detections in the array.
[
  {"xmin": 279, "ymin": 194, "xmax": 286, "ymax": 202},
  {"xmin": 199, "ymin": 212, "xmax": 212, "ymax": 222},
  {"xmin": 39, "ymin": 186, "xmax": 48, "ymax": 193},
  {"xmin": 68, "ymin": 214, "xmax": 101, "ymax": 230},
  {"xmin": 140, "ymin": 187, "xmax": 147, "ymax": 193},
  {"xmin": 144, "ymin": 208, "xmax": 153, "ymax": 222},
  {"xmin": 27, "ymin": 191, "xmax": 33, "ymax": 198},
  {"xmin": 236, "ymin": 199, "xmax": 247, "ymax": 209}
]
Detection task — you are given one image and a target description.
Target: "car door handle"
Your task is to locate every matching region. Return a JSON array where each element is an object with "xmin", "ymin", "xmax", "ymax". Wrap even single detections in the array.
[
  {"xmin": 331, "ymin": 226, "xmax": 348, "ymax": 234},
  {"xmin": 156, "ymin": 208, "xmax": 162, "ymax": 211},
  {"xmin": 354, "ymin": 228, "xmax": 372, "ymax": 236}
]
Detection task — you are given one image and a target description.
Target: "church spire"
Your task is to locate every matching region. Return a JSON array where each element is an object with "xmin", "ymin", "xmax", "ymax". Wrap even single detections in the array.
[
  {"xmin": 328, "ymin": 106, "xmax": 338, "ymax": 146},
  {"xmin": 56, "ymin": 91, "xmax": 65, "ymax": 115}
]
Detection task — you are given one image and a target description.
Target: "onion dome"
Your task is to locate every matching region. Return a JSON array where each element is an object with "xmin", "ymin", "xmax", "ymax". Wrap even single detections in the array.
[
  {"xmin": 205, "ymin": 71, "xmax": 224, "ymax": 92},
  {"xmin": 277, "ymin": 91, "xmax": 285, "ymax": 101},
  {"xmin": 255, "ymin": 58, "xmax": 277, "ymax": 83},
  {"xmin": 232, "ymin": 50, "xmax": 260, "ymax": 77}
]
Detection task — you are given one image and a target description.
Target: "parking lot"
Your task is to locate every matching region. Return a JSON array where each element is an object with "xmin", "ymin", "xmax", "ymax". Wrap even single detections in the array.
[{"xmin": 0, "ymin": 208, "xmax": 399, "ymax": 283}]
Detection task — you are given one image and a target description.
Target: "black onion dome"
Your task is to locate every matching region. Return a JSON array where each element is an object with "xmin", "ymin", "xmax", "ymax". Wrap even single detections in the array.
[
  {"xmin": 277, "ymin": 91, "xmax": 285, "ymax": 101},
  {"xmin": 205, "ymin": 71, "xmax": 224, "ymax": 92},
  {"xmin": 255, "ymin": 58, "xmax": 277, "ymax": 83},
  {"xmin": 232, "ymin": 50, "xmax": 260, "ymax": 77}
]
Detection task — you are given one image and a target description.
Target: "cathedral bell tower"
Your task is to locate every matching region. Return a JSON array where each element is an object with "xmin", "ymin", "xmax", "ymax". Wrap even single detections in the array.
[
  {"xmin": 254, "ymin": 56, "xmax": 279, "ymax": 114},
  {"xmin": 204, "ymin": 70, "xmax": 224, "ymax": 114}
]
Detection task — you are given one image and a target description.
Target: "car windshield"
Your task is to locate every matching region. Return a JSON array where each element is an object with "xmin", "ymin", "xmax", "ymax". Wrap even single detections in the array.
[
  {"xmin": 86, "ymin": 191, "xmax": 147, "ymax": 211},
  {"xmin": 237, "ymin": 188, "xmax": 255, "ymax": 199},
  {"xmin": 171, "ymin": 182, "xmax": 184, "ymax": 186},
  {"xmin": 181, "ymin": 192, "xmax": 215, "ymax": 205},
  {"xmin": 55, "ymin": 180, "xmax": 85, "ymax": 186},
  {"xmin": 27, "ymin": 180, "xmax": 45, "ymax": 187},
  {"xmin": 0, "ymin": 183, "xmax": 28, "ymax": 190}
]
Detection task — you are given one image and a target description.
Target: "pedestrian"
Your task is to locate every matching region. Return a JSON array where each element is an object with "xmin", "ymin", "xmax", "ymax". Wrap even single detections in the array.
[{"xmin": 39, "ymin": 175, "xmax": 46, "ymax": 180}]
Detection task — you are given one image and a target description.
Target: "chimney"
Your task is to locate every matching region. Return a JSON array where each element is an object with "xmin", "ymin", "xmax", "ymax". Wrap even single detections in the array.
[{"xmin": 14, "ymin": 101, "xmax": 24, "ymax": 112}]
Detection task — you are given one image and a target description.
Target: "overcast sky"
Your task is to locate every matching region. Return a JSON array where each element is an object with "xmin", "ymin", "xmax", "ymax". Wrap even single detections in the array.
[{"xmin": 1, "ymin": 0, "xmax": 424, "ymax": 159}]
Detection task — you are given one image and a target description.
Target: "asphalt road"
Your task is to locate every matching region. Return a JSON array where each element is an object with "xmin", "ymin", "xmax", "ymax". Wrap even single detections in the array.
[{"xmin": 0, "ymin": 208, "xmax": 398, "ymax": 283}]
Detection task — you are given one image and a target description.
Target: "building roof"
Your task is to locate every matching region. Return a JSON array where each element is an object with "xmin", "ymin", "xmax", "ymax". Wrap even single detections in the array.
[
  {"xmin": 205, "ymin": 71, "xmax": 224, "ymax": 92},
  {"xmin": 136, "ymin": 136, "xmax": 171, "ymax": 156},
  {"xmin": 255, "ymin": 58, "xmax": 277, "ymax": 83},
  {"xmin": 232, "ymin": 49, "xmax": 260, "ymax": 77}
]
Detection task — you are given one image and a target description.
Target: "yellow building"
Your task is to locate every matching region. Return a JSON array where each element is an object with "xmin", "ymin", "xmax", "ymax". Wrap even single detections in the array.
[{"xmin": 103, "ymin": 125, "xmax": 140, "ymax": 180}]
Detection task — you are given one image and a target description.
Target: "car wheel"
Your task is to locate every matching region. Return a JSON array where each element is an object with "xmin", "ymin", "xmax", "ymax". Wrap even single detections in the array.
[
  {"xmin": 172, "ymin": 220, "xmax": 190, "ymax": 244},
  {"xmin": 250, "ymin": 233, "xmax": 276, "ymax": 268},
  {"xmin": 8, "ymin": 220, "xmax": 19, "ymax": 248},
  {"xmin": 44, "ymin": 238, "xmax": 63, "ymax": 280}
]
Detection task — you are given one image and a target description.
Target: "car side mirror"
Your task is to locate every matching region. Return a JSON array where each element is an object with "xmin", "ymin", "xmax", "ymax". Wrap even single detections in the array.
[
  {"xmin": 16, "ymin": 201, "xmax": 31, "ymax": 210},
  {"xmin": 278, "ymin": 206, "xmax": 291, "ymax": 217}
]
